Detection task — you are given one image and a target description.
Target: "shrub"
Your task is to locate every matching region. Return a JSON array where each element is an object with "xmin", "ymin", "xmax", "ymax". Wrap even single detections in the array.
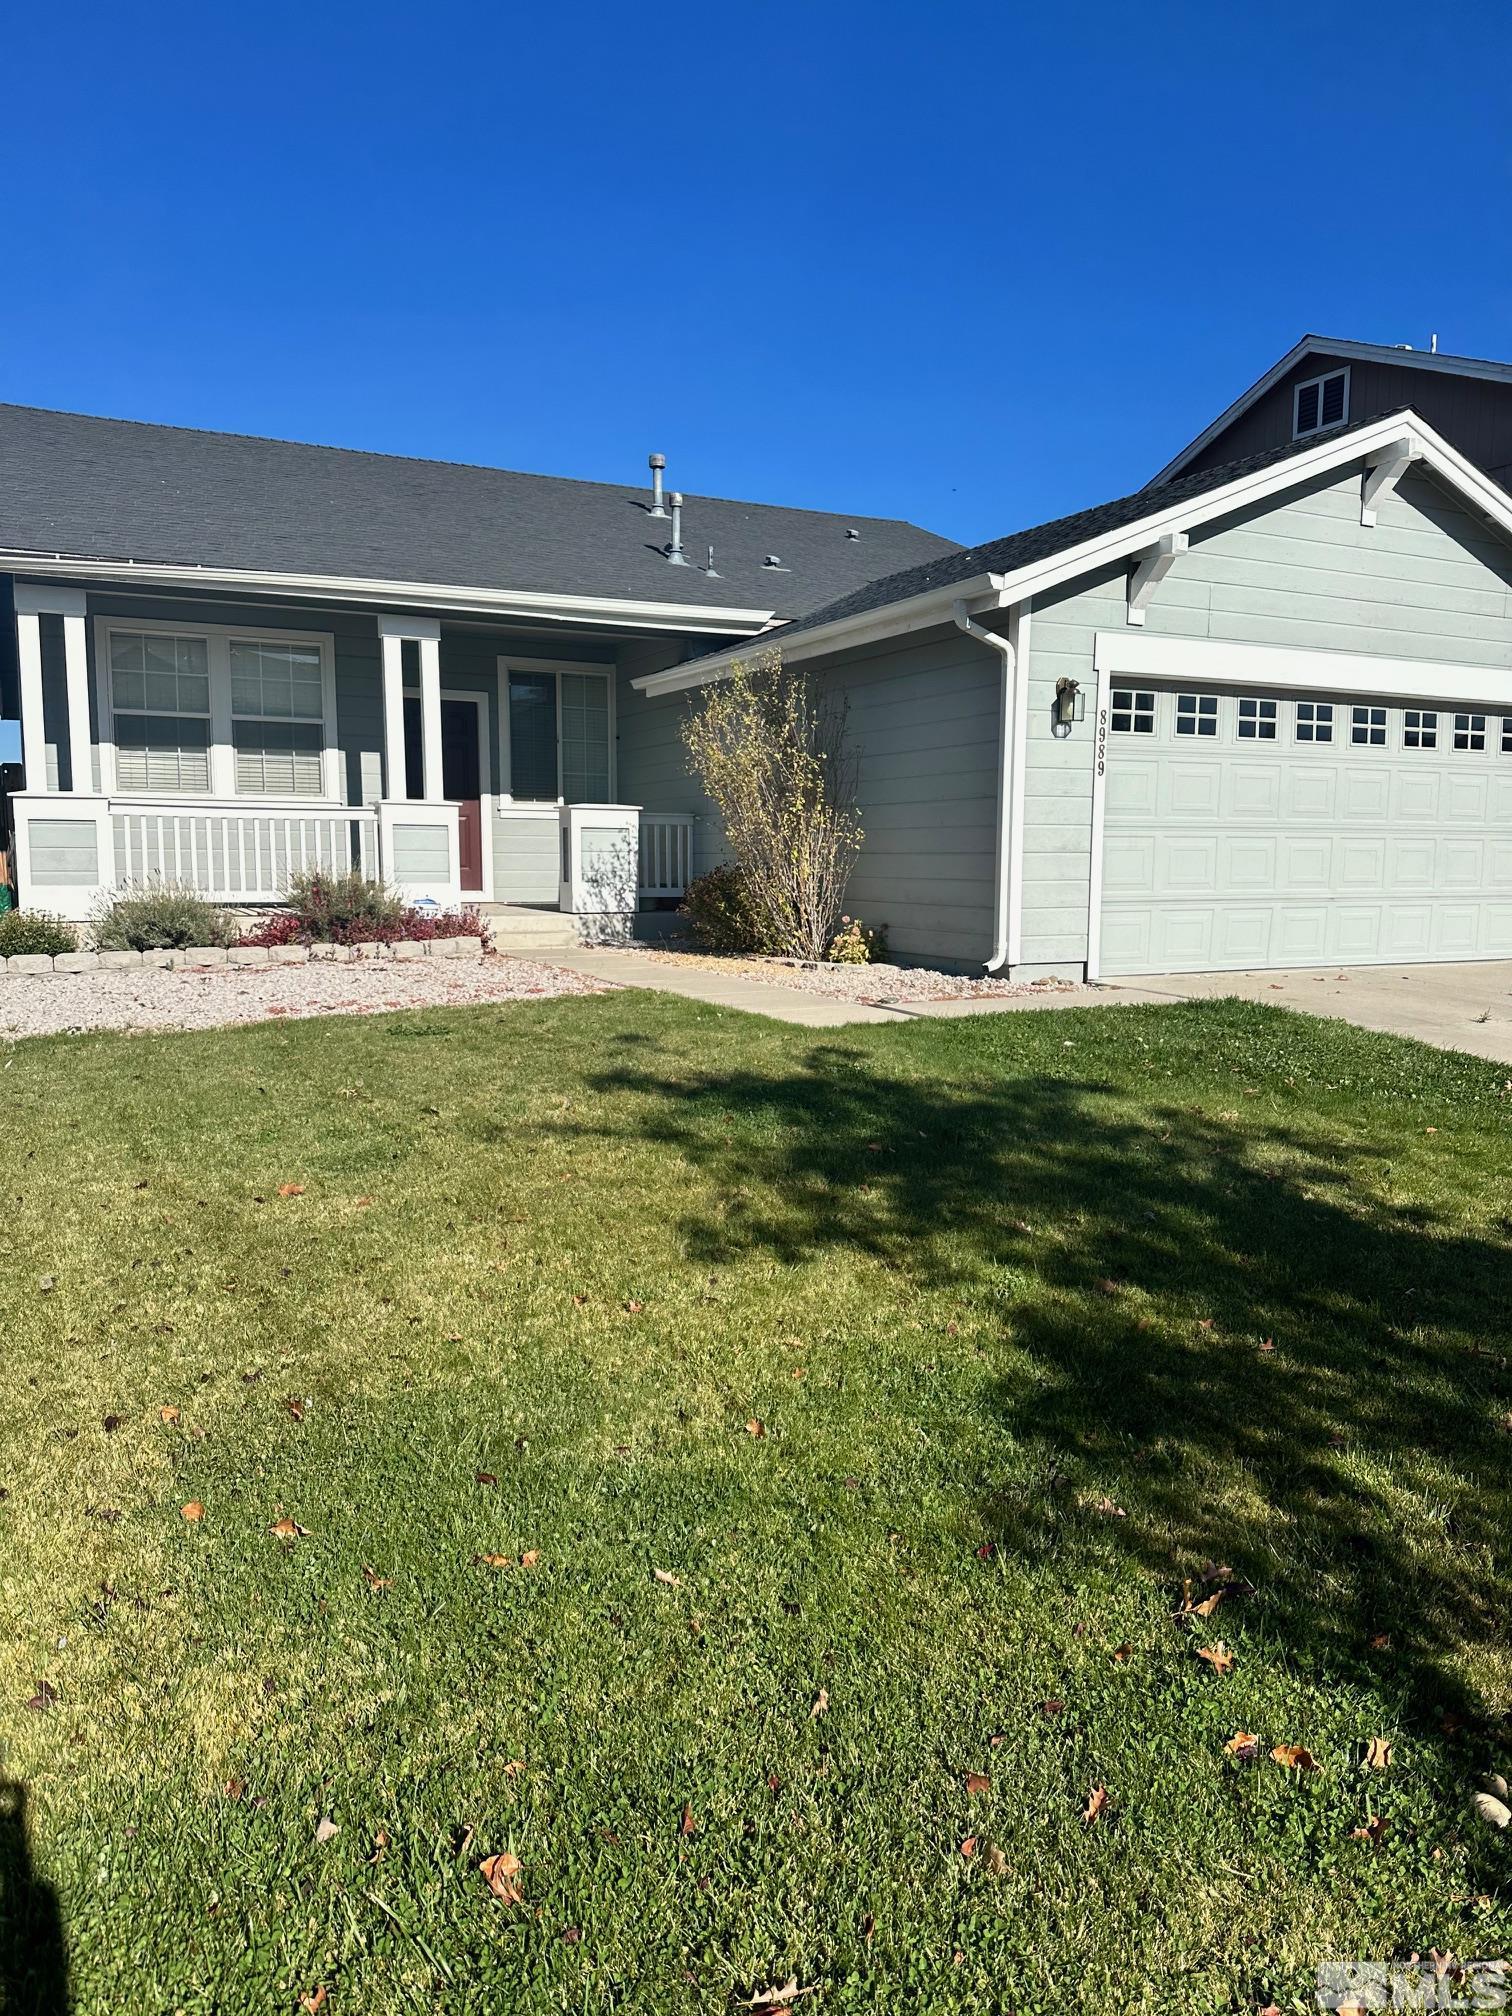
[
  {"xmin": 827, "ymin": 916, "xmax": 888, "ymax": 964},
  {"xmin": 681, "ymin": 650, "xmax": 861, "ymax": 960},
  {"xmin": 92, "ymin": 880, "xmax": 236, "ymax": 952},
  {"xmin": 679, "ymin": 864, "xmax": 773, "ymax": 955},
  {"xmin": 239, "ymin": 871, "xmax": 486, "ymax": 947},
  {"xmin": 0, "ymin": 909, "xmax": 78, "ymax": 958}
]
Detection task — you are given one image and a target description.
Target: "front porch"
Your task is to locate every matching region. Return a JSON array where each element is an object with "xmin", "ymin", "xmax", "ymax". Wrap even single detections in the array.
[{"xmin": 6, "ymin": 584, "xmax": 700, "ymax": 921}]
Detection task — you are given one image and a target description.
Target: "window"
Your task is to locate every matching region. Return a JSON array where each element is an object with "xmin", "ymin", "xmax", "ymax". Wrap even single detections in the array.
[
  {"xmin": 1109, "ymin": 688, "xmax": 1155, "ymax": 734},
  {"xmin": 1503, "ymin": 719, "xmax": 1512, "ymax": 755},
  {"xmin": 1351, "ymin": 705, "xmax": 1387, "ymax": 747},
  {"xmin": 1237, "ymin": 697, "xmax": 1277, "ymax": 740},
  {"xmin": 230, "ymin": 639, "xmax": 325, "ymax": 795},
  {"xmin": 1403, "ymin": 708, "xmax": 1438, "ymax": 750},
  {"xmin": 505, "ymin": 665, "xmax": 612, "ymax": 800},
  {"xmin": 1293, "ymin": 367, "xmax": 1350, "ymax": 440},
  {"xmin": 1453, "ymin": 712, "xmax": 1487, "ymax": 751},
  {"xmin": 1295, "ymin": 700, "xmax": 1333, "ymax": 744},
  {"xmin": 108, "ymin": 631, "xmax": 212, "ymax": 793},
  {"xmin": 1175, "ymin": 693, "xmax": 1217, "ymax": 737}
]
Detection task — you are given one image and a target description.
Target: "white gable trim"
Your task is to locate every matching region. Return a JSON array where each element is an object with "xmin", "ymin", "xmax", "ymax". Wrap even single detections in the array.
[
  {"xmin": 1148, "ymin": 335, "xmax": 1512, "ymax": 487},
  {"xmin": 637, "ymin": 411, "xmax": 1512, "ymax": 698}
]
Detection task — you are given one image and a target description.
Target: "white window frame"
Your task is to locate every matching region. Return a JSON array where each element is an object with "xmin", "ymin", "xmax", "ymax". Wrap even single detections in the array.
[
  {"xmin": 1109, "ymin": 687, "xmax": 1155, "ymax": 734},
  {"xmin": 1503, "ymin": 719, "xmax": 1512, "ymax": 755},
  {"xmin": 1402, "ymin": 707, "xmax": 1438, "ymax": 750},
  {"xmin": 93, "ymin": 615, "xmax": 340, "ymax": 802},
  {"xmin": 495, "ymin": 656, "xmax": 616, "ymax": 808},
  {"xmin": 1351, "ymin": 704, "xmax": 1388, "ymax": 747},
  {"xmin": 1174, "ymin": 692, "xmax": 1217, "ymax": 737},
  {"xmin": 1236, "ymin": 695, "xmax": 1278, "ymax": 741},
  {"xmin": 1294, "ymin": 699, "xmax": 1334, "ymax": 744},
  {"xmin": 1453, "ymin": 710, "xmax": 1487, "ymax": 752},
  {"xmin": 1293, "ymin": 366, "xmax": 1351, "ymax": 441}
]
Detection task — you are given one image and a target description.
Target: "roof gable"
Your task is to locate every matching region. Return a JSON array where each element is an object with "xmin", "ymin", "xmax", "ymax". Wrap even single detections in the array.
[{"xmin": 1148, "ymin": 334, "xmax": 1512, "ymax": 487}]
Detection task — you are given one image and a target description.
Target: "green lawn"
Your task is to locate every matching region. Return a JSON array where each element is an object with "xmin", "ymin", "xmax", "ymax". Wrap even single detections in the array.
[{"xmin": 1, "ymin": 990, "xmax": 1510, "ymax": 2014}]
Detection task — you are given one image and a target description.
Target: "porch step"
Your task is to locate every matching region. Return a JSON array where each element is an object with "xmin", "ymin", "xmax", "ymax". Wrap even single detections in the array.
[{"xmin": 476, "ymin": 904, "xmax": 584, "ymax": 951}]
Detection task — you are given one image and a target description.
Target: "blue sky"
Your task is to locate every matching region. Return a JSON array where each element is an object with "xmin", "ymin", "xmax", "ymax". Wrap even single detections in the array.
[{"xmin": 2, "ymin": 0, "xmax": 1509, "ymax": 553}]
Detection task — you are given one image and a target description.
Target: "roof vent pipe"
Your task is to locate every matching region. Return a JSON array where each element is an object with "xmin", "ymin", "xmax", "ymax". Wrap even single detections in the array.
[
  {"xmin": 648, "ymin": 453, "xmax": 668, "ymax": 518},
  {"xmin": 665, "ymin": 492, "xmax": 689, "ymax": 564},
  {"xmin": 705, "ymin": 543, "xmax": 720, "ymax": 578}
]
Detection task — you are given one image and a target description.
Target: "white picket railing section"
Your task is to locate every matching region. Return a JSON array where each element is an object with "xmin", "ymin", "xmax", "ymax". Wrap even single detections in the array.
[
  {"xmin": 638, "ymin": 813, "xmax": 695, "ymax": 898},
  {"xmin": 113, "ymin": 806, "xmax": 380, "ymax": 902}
]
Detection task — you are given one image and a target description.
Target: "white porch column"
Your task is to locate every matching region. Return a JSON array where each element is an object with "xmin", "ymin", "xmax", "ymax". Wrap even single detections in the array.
[
  {"xmin": 417, "ymin": 631, "xmax": 444, "ymax": 802},
  {"xmin": 14, "ymin": 583, "xmax": 92, "ymax": 793},
  {"xmin": 13, "ymin": 605, "xmax": 48, "ymax": 791},
  {"xmin": 379, "ymin": 626, "xmax": 407, "ymax": 800}
]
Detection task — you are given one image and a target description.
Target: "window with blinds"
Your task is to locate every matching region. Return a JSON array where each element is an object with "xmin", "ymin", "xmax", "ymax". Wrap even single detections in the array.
[
  {"xmin": 108, "ymin": 631, "xmax": 212, "ymax": 792},
  {"xmin": 506, "ymin": 667, "xmax": 611, "ymax": 801},
  {"xmin": 230, "ymin": 639, "xmax": 325, "ymax": 795}
]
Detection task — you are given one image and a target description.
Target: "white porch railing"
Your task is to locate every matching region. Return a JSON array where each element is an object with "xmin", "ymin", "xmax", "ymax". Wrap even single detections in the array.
[
  {"xmin": 113, "ymin": 804, "xmax": 380, "ymax": 902},
  {"xmin": 638, "ymin": 812, "xmax": 695, "ymax": 898}
]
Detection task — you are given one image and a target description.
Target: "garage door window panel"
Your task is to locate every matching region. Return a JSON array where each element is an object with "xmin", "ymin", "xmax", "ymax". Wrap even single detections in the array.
[
  {"xmin": 1295, "ymin": 701, "xmax": 1333, "ymax": 744},
  {"xmin": 1453, "ymin": 713, "xmax": 1487, "ymax": 752},
  {"xmin": 1237, "ymin": 697, "xmax": 1277, "ymax": 741},
  {"xmin": 1175, "ymin": 694, "xmax": 1218, "ymax": 738},
  {"xmin": 1351, "ymin": 706, "xmax": 1387, "ymax": 747},
  {"xmin": 1403, "ymin": 709, "xmax": 1438, "ymax": 751},
  {"xmin": 1111, "ymin": 689, "xmax": 1155, "ymax": 734}
]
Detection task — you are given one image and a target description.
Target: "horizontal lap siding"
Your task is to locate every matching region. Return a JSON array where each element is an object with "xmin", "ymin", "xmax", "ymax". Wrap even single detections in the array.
[
  {"xmin": 494, "ymin": 814, "xmax": 559, "ymax": 902},
  {"xmin": 28, "ymin": 816, "xmax": 100, "ymax": 885},
  {"xmin": 1020, "ymin": 468, "xmax": 1512, "ymax": 968},
  {"xmin": 391, "ymin": 823, "xmax": 451, "ymax": 879},
  {"xmin": 615, "ymin": 638, "xmax": 726, "ymax": 878}
]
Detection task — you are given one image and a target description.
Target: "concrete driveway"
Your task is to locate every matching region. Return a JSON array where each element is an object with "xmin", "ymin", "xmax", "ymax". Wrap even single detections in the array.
[{"xmin": 1100, "ymin": 961, "xmax": 1512, "ymax": 1064}]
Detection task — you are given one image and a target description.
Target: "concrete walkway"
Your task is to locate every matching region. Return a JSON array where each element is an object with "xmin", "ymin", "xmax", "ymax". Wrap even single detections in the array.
[{"xmin": 537, "ymin": 946, "xmax": 1512, "ymax": 1060}]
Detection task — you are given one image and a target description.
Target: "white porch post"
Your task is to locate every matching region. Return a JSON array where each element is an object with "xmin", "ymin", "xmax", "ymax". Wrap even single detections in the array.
[
  {"xmin": 379, "ymin": 627, "xmax": 408, "ymax": 801},
  {"xmin": 418, "ymin": 632, "xmax": 444, "ymax": 802},
  {"xmin": 61, "ymin": 606, "xmax": 93, "ymax": 793},
  {"xmin": 14, "ymin": 606, "xmax": 48, "ymax": 791},
  {"xmin": 374, "ymin": 614, "xmax": 458, "ymax": 905}
]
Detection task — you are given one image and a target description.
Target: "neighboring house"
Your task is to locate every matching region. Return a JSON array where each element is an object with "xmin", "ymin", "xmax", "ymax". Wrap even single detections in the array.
[
  {"xmin": 0, "ymin": 405, "xmax": 953, "ymax": 929},
  {"xmin": 7, "ymin": 399, "xmax": 1512, "ymax": 981},
  {"xmin": 1150, "ymin": 334, "xmax": 1512, "ymax": 489}
]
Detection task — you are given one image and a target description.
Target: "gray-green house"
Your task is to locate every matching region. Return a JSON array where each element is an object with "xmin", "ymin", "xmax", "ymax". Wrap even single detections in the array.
[{"xmin": 6, "ymin": 398, "xmax": 1512, "ymax": 981}]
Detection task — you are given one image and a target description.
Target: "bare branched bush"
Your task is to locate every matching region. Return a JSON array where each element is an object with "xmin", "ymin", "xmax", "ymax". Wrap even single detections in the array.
[{"xmin": 681, "ymin": 651, "xmax": 861, "ymax": 960}]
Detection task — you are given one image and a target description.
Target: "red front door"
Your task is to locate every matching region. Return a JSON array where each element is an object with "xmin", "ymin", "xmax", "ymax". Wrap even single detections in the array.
[{"xmin": 440, "ymin": 699, "xmax": 484, "ymax": 893}]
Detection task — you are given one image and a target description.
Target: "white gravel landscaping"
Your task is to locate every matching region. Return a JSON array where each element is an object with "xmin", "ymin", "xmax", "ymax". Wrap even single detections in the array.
[
  {"xmin": 0, "ymin": 952, "xmax": 609, "ymax": 1040},
  {"xmin": 634, "ymin": 946, "xmax": 1070, "ymax": 1004}
]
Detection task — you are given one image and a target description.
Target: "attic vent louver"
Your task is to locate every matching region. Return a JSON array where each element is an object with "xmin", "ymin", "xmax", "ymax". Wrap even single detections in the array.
[{"xmin": 1293, "ymin": 367, "xmax": 1349, "ymax": 440}]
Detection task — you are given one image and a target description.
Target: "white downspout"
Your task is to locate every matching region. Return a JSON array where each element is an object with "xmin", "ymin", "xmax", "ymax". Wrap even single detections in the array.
[{"xmin": 951, "ymin": 599, "xmax": 1015, "ymax": 972}]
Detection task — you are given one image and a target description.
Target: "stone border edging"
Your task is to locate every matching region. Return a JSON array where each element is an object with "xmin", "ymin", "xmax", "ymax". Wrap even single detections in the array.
[{"xmin": 0, "ymin": 936, "xmax": 488, "ymax": 977}]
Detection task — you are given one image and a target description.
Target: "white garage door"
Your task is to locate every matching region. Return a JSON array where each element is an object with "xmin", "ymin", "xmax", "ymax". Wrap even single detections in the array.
[{"xmin": 1098, "ymin": 681, "xmax": 1512, "ymax": 975}]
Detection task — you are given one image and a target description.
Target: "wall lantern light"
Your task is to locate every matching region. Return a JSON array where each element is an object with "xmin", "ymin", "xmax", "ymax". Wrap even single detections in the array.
[{"xmin": 1053, "ymin": 677, "xmax": 1084, "ymax": 739}]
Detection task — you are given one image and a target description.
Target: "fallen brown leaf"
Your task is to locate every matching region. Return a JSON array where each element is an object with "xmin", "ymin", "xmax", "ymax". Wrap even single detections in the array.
[
  {"xmin": 1270, "ymin": 1743, "xmax": 1318, "ymax": 1772},
  {"xmin": 479, "ymin": 1850, "xmax": 523, "ymax": 1903},
  {"xmin": 1258, "ymin": 1335, "xmax": 1276, "ymax": 1353},
  {"xmin": 1081, "ymin": 1785, "xmax": 1109, "ymax": 1826},
  {"xmin": 26, "ymin": 1683, "xmax": 57, "ymax": 1713},
  {"xmin": 679, "ymin": 1803, "xmax": 698, "ymax": 1836},
  {"xmin": 475, "ymin": 1553, "xmax": 513, "ymax": 1568},
  {"xmin": 1197, "ymin": 1642, "xmax": 1235, "ymax": 1676},
  {"xmin": 300, "ymin": 1989, "xmax": 328, "ymax": 2014},
  {"xmin": 362, "ymin": 1565, "xmax": 392, "ymax": 1591},
  {"xmin": 270, "ymin": 1517, "xmax": 309, "ymax": 1542},
  {"xmin": 475, "ymin": 1471, "xmax": 497, "ymax": 1486},
  {"xmin": 964, "ymin": 1772, "xmax": 991, "ymax": 1796},
  {"xmin": 159, "ymin": 1405, "xmax": 180, "ymax": 1425},
  {"xmin": 222, "ymin": 1777, "xmax": 244, "ymax": 1801},
  {"xmin": 653, "ymin": 1567, "xmax": 682, "ymax": 1587},
  {"xmin": 368, "ymin": 1828, "xmax": 390, "ymax": 1865},
  {"xmin": 1364, "ymin": 1736, "xmax": 1393, "ymax": 1771},
  {"xmin": 284, "ymin": 1396, "xmax": 306, "ymax": 1422},
  {"xmin": 181, "ymin": 1500, "xmax": 204, "ymax": 1522},
  {"xmin": 314, "ymin": 1815, "xmax": 339, "ymax": 1843},
  {"xmin": 810, "ymin": 1688, "xmax": 829, "ymax": 1718},
  {"xmin": 624, "ymin": 1299, "xmax": 644, "ymax": 1313},
  {"xmin": 1036, "ymin": 1698, "xmax": 1065, "ymax": 1718},
  {"xmin": 1351, "ymin": 1815, "xmax": 1391, "ymax": 1847},
  {"xmin": 1224, "ymin": 1732, "xmax": 1260, "ymax": 1761},
  {"xmin": 1111, "ymin": 1642, "xmax": 1134, "ymax": 1663},
  {"xmin": 745, "ymin": 1418, "xmax": 766, "ymax": 1438},
  {"xmin": 519, "ymin": 1549, "xmax": 540, "ymax": 1569},
  {"xmin": 276, "ymin": 1183, "xmax": 306, "ymax": 1198},
  {"xmin": 959, "ymin": 1835, "xmax": 977, "ymax": 1857}
]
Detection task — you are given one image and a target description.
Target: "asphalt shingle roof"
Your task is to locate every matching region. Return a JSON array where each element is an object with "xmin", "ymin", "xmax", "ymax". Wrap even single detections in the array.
[
  {"xmin": 0, "ymin": 403, "xmax": 959, "ymax": 619},
  {"xmin": 721, "ymin": 412, "xmax": 1405, "ymax": 656}
]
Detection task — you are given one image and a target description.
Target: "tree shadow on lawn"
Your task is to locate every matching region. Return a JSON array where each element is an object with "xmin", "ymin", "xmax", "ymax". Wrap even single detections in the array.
[
  {"xmin": 0, "ymin": 1781, "xmax": 70, "ymax": 2015},
  {"xmin": 574, "ymin": 1026, "xmax": 1512, "ymax": 1755}
]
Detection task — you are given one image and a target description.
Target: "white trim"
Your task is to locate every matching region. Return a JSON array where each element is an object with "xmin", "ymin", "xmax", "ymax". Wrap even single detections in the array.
[
  {"xmin": 439, "ymin": 687, "xmax": 492, "ymax": 899},
  {"xmin": 380, "ymin": 631, "xmax": 407, "ymax": 801},
  {"xmin": 636, "ymin": 412, "xmax": 1506, "ymax": 700},
  {"xmin": 1007, "ymin": 600, "xmax": 1031, "ymax": 968},
  {"xmin": 14, "ymin": 609, "xmax": 48, "ymax": 790},
  {"xmin": 377, "ymin": 613, "xmax": 440, "ymax": 642},
  {"xmin": 14, "ymin": 582, "xmax": 87, "ymax": 618},
  {"xmin": 92, "ymin": 614, "xmax": 340, "ymax": 805},
  {"xmin": 4, "ymin": 553, "xmax": 772, "ymax": 636},
  {"xmin": 1148, "ymin": 335, "xmax": 1512, "ymax": 486},
  {"xmin": 1091, "ymin": 630, "xmax": 1512, "ymax": 709},
  {"xmin": 1360, "ymin": 436, "xmax": 1421, "ymax": 527},
  {"xmin": 1292, "ymin": 365, "xmax": 1351, "ymax": 441},
  {"xmin": 495, "ymin": 655, "xmax": 615, "ymax": 807},
  {"xmin": 1085, "ymin": 660, "xmax": 1113, "ymax": 983}
]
